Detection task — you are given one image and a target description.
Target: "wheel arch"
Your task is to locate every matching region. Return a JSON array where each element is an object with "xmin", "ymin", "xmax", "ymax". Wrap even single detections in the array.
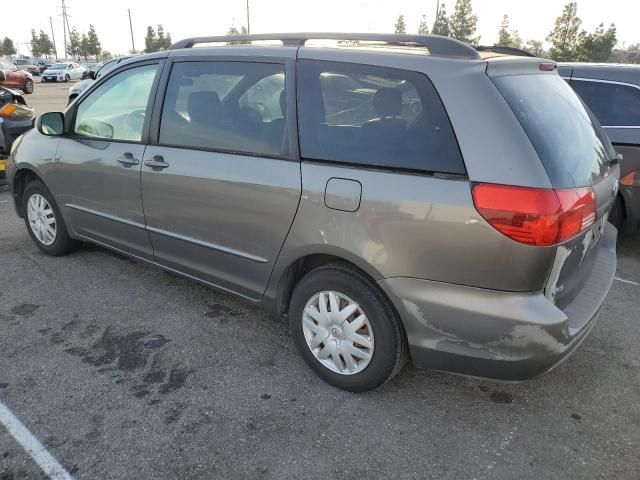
[
  {"xmin": 11, "ymin": 166, "xmax": 47, "ymax": 218},
  {"xmin": 269, "ymin": 246, "xmax": 388, "ymax": 317}
]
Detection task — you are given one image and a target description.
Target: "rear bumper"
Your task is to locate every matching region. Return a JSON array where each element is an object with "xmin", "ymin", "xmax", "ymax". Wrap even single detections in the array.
[{"xmin": 379, "ymin": 223, "xmax": 617, "ymax": 381}]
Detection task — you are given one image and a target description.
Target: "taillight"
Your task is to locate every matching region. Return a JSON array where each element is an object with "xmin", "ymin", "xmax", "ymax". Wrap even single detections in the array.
[
  {"xmin": 472, "ymin": 184, "xmax": 596, "ymax": 246},
  {"xmin": 621, "ymin": 171, "xmax": 640, "ymax": 186}
]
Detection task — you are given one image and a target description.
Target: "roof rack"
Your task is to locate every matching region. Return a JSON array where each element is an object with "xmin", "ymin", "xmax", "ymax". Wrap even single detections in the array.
[
  {"xmin": 169, "ymin": 33, "xmax": 481, "ymax": 60},
  {"xmin": 476, "ymin": 45, "xmax": 535, "ymax": 57}
]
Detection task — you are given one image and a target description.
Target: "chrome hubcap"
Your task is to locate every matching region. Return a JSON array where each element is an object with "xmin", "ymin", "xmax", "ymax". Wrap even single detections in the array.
[
  {"xmin": 302, "ymin": 291, "xmax": 374, "ymax": 375},
  {"xmin": 27, "ymin": 193, "xmax": 57, "ymax": 246}
]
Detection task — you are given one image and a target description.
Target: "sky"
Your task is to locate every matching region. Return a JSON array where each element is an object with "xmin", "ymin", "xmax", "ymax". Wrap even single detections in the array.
[{"xmin": 4, "ymin": 0, "xmax": 639, "ymax": 57}]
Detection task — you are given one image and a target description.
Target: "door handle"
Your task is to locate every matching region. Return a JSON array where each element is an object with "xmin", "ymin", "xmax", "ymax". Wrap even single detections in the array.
[
  {"xmin": 144, "ymin": 155, "xmax": 170, "ymax": 170},
  {"xmin": 117, "ymin": 152, "xmax": 140, "ymax": 166}
]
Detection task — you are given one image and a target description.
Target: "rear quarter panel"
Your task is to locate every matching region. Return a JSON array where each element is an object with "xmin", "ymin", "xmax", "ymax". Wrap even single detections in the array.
[{"xmin": 269, "ymin": 162, "xmax": 556, "ymax": 294}]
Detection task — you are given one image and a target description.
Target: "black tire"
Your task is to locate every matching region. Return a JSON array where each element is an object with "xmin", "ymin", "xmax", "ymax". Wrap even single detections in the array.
[
  {"xmin": 609, "ymin": 194, "xmax": 624, "ymax": 230},
  {"xmin": 22, "ymin": 180, "xmax": 80, "ymax": 256},
  {"xmin": 22, "ymin": 78, "xmax": 34, "ymax": 94},
  {"xmin": 64, "ymin": 74, "xmax": 70, "ymax": 83},
  {"xmin": 289, "ymin": 264, "xmax": 408, "ymax": 392}
]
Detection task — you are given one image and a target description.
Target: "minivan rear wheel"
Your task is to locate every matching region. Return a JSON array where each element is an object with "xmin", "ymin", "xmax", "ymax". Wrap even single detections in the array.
[
  {"xmin": 289, "ymin": 264, "xmax": 408, "ymax": 392},
  {"xmin": 22, "ymin": 180, "xmax": 79, "ymax": 256}
]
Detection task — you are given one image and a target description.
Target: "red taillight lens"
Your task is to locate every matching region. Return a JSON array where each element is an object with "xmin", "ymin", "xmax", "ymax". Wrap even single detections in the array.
[{"xmin": 472, "ymin": 184, "xmax": 596, "ymax": 246}]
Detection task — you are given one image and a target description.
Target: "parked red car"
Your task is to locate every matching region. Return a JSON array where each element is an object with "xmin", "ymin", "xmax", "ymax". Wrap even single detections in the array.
[{"xmin": 0, "ymin": 58, "xmax": 35, "ymax": 94}]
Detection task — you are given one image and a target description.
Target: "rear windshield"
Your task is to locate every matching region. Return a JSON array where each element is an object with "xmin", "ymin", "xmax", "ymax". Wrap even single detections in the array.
[{"xmin": 493, "ymin": 74, "xmax": 615, "ymax": 188}]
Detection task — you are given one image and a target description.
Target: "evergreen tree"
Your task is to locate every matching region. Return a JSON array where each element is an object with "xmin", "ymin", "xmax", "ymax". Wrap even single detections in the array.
[
  {"xmin": 394, "ymin": 15, "xmax": 407, "ymax": 34},
  {"xmin": 496, "ymin": 14, "xmax": 522, "ymax": 48},
  {"xmin": 144, "ymin": 26, "xmax": 157, "ymax": 53},
  {"xmin": 432, "ymin": 3, "xmax": 450, "ymax": 36},
  {"xmin": 524, "ymin": 39, "xmax": 546, "ymax": 57},
  {"xmin": 1, "ymin": 37, "xmax": 17, "ymax": 57},
  {"xmin": 547, "ymin": 2, "xmax": 582, "ymax": 61},
  {"xmin": 577, "ymin": 23, "xmax": 617, "ymax": 62},
  {"xmin": 418, "ymin": 15, "xmax": 430, "ymax": 35},
  {"xmin": 30, "ymin": 30, "xmax": 41, "ymax": 58},
  {"xmin": 86, "ymin": 24, "xmax": 102, "ymax": 61},
  {"xmin": 80, "ymin": 34, "xmax": 90, "ymax": 62},
  {"xmin": 37, "ymin": 31, "xmax": 54, "ymax": 58},
  {"xmin": 156, "ymin": 25, "xmax": 171, "ymax": 50},
  {"xmin": 449, "ymin": 0, "xmax": 479, "ymax": 45},
  {"xmin": 68, "ymin": 28, "xmax": 82, "ymax": 59}
]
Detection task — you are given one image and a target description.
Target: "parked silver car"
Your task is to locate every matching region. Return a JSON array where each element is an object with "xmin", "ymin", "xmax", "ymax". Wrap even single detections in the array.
[
  {"xmin": 41, "ymin": 62, "xmax": 85, "ymax": 82},
  {"xmin": 5, "ymin": 34, "xmax": 620, "ymax": 391}
]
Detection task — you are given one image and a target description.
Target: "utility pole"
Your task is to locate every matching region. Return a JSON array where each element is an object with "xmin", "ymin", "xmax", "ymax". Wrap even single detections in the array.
[
  {"xmin": 128, "ymin": 9, "xmax": 136, "ymax": 53},
  {"xmin": 246, "ymin": 0, "xmax": 251, "ymax": 34},
  {"xmin": 49, "ymin": 16, "xmax": 58, "ymax": 58},
  {"xmin": 60, "ymin": 0, "xmax": 71, "ymax": 59}
]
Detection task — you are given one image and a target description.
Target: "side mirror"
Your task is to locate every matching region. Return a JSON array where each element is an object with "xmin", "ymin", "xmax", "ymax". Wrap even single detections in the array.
[
  {"xmin": 76, "ymin": 118, "xmax": 114, "ymax": 139},
  {"xmin": 37, "ymin": 112, "xmax": 65, "ymax": 136},
  {"xmin": 89, "ymin": 71, "xmax": 96, "ymax": 80},
  {"xmin": 0, "ymin": 70, "xmax": 5, "ymax": 81}
]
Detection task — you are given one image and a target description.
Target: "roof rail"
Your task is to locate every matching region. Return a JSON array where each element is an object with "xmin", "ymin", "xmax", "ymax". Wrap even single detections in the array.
[
  {"xmin": 476, "ymin": 45, "xmax": 535, "ymax": 58},
  {"xmin": 169, "ymin": 33, "xmax": 481, "ymax": 60}
]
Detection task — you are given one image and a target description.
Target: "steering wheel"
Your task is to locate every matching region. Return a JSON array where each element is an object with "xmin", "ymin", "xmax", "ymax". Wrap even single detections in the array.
[{"xmin": 125, "ymin": 109, "xmax": 146, "ymax": 132}]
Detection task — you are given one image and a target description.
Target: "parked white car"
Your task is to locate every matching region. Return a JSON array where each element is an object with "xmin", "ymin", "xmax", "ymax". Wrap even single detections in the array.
[{"xmin": 41, "ymin": 63, "xmax": 85, "ymax": 83}]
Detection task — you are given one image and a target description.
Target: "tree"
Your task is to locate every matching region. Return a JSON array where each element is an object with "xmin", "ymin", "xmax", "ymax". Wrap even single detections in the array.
[
  {"xmin": 86, "ymin": 24, "xmax": 102, "ymax": 61},
  {"xmin": 496, "ymin": 15, "xmax": 521, "ymax": 48},
  {"xmin": 37, "ymin": 31, "xmax": 54, "ymax": 58},
  {"xmin": 101, "ymin": 50, "xmax": 113, "ymax": 60},
  {"xmin": 144, "ymin": 26, "xmax": 157, "ymax": 53},
  {"xmin": 1, "ymin": 37, "xmax": 17, "ymax": 57},
  {"xmin": 394, "ymin": 15, "xmax": 406, "ymax": 34},
  {"xmin": 608, "ymin": 44, "xmax": 640, "ymax": 64},
  {"xmin": 524, "ymin": 39, "xmax": 546, "ymax": 57},
  {"xmin": 68, "ymin": 28, "xmax": 82, "ymax": 59},
  {"xmin": 432, "ymin": 3, "xmax": 450, "ymax": 36},
  {"xmin": 80, "ymin": 34, "xmax": 90, "ymax": 62},
  {"xmin": 450, "ymin": 0, "xmax": 479, "ymax": 45},
  {"xmin": 577, "ymin": 23, "xmax": 617, "ymax": 62},
  {"xmin": 227, "ymin": 25, "xmax": 240, "ymax": 35},
  {"xmin": 30, "ymin": 30, "xmax": 41, "ymax": 58},
  {"xmin": 156, "ymin": 25, "xmax": 172, "ymax": 50},
  {"xmin": 418, "ymin": 15, "xmax": 430, "ymax": 35},
  {"xmin": 547, "ymin": 2, "xmax": 582, "ymax": 61}
]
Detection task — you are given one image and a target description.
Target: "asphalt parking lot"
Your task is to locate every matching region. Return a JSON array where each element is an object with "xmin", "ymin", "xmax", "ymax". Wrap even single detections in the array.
[{"xmin": 1, "ymin": 83, "xmax": 640, "ymax": 480}]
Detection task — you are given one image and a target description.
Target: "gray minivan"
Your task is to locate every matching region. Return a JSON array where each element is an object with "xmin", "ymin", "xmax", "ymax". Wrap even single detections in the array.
[{"xmin": 5, "ymin": 34, "xmax": 619, "ymax": 391}]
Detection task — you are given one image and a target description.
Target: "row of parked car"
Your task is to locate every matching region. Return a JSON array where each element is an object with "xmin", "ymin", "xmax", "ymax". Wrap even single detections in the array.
[{"xmin": 1, "ymin": 34, "xmax": 639, "ymax": 391}]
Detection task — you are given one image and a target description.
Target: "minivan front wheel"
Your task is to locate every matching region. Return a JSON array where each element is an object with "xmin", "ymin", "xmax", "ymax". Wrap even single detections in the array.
[
  {"xmin": 22, "ymin": 180, "xmax": 79, "ymax": 256},
  {"xmin": 289, "ymin": 264, "xmax": 407, "ymax": 392}
]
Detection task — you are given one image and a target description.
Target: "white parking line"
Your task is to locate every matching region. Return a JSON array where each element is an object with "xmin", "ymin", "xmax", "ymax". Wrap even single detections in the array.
[
  {"xmin": 0, "ymin": 400, "xmax": 74, "ymax": 480},
  {"xmin": 615, "ymin": 276, "xmax": 640, "ymax": 287}
]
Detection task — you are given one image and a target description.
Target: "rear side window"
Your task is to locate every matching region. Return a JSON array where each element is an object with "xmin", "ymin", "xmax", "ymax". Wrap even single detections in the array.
[
  {"xmin": 571, "ymin": 79, "xmax": 640, "ymax": 127},
  {"xmin": 159, "ymin": 61, "xmax": 287, "ymax": 157},
  {"xmin": 297, "ymin": 60, "xmax": 465, "ymax": 174},
  {"xmin": 493, "ymin": 74, "xmax": 615, "ymax": 188}
]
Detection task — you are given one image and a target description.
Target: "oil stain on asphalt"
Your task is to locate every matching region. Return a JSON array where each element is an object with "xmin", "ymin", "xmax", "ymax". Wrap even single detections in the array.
[{"xmin": 36, "ymin": 320, "xmax": 195, "ymax": 401}]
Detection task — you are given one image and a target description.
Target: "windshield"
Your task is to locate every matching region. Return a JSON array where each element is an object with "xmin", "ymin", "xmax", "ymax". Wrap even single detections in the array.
[
  {"xmin": 49, "ymin": 64, "xmax": 67, "ymax": 70},
  {"xmin": 493, "ymin": 74, "xmax": 616, "ymax": 188}
]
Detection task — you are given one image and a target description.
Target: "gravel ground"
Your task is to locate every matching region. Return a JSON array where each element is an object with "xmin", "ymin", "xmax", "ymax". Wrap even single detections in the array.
[{"xmin": 0, "ymin": 82, "xmax": 639, "ymax": 480}]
